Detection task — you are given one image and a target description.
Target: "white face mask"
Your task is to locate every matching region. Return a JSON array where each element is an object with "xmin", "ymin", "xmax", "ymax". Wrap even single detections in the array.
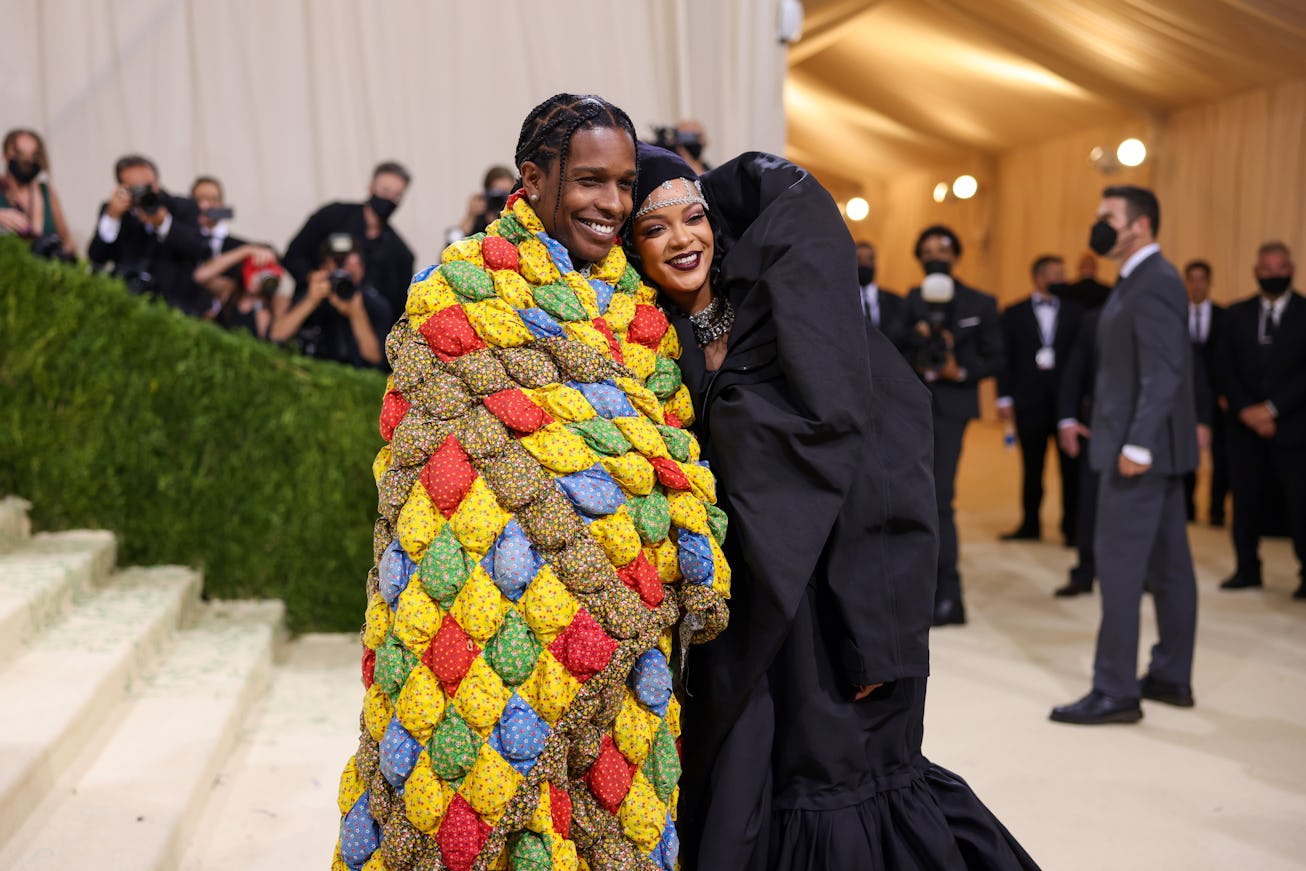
[{"xmin": 921, "ymin": 273, "xmax": 955, "ymax": 303}]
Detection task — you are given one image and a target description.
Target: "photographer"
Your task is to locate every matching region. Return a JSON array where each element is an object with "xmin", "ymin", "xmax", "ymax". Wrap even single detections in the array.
[
  {"xmin": 282, "ymin": 161, "xmax": 413, "ymax": 327},
  {"xmin": 269, "ymin": 234, "xmax": 390, "ymax": 368},
  {"xmin": 87, "ymin": 154, "xmax": 212, "ymax": 314},
  {"xmin": 447, "ymin": 165, "xmax": 516, "ymax": 245},
  {"xmin": 652, "ymin": 119, "xmax": 710, "ymax": 175},
  {"xmin": 193, "ymin": 241, "xmax": 282, "ymax": 339},
  {"xmin": 0, "ymin": 127, "xmax": 76, "ymax": 260},
  {"xmin": 899, "ymin": 224, "xmax": 1004, "ymax": 626}
]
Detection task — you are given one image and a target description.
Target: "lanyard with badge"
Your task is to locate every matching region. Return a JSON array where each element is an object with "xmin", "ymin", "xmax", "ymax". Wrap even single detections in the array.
[{"xmin": 1034, "ymin": 299, "xmax": 1057, "ymax": 370}]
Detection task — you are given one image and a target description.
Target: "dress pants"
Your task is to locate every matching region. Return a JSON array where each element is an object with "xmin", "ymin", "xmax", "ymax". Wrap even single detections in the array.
[
  {"xmin": 1185, "ymin": 410, "xmax": 1231, "ymax": 522},
  {"xmin": 1093, "ymin": 470, "xmax": 1198, "ymax": 698},
  {"xmin": 932, "ymin": 415, "xmax": 968, "ymax": 605},
  {"xmin": 1228, "ymin": 425, "xmax": 1306, "ymax": 581},
  {"xmin": 1015, "ymin": 407, "xmax": 1078, "ymax": 539},
  {"xmin": 1069, "ymin": 436, "xmax": 1098, "ymax": 585}
]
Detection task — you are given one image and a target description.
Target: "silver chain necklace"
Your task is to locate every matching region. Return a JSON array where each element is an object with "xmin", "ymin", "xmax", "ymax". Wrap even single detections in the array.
[{"xmin": 689, "ymin": 294, "xmax": 735, "ymax": 347}]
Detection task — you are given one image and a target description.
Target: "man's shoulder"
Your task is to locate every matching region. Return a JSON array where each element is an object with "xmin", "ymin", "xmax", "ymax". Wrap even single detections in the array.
[
  {"xmin": 878, "ymin": 286, "xmax": 903, "ymax": 301},
  {"xmin": 1001, "ymin": 296, "xmax": 1031, "ymax": 315}
]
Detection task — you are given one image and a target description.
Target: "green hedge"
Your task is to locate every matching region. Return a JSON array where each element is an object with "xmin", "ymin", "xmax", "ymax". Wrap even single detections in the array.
[{"xmin": 0, "ymin": 237, "xmax": 387, "ymax": 631}]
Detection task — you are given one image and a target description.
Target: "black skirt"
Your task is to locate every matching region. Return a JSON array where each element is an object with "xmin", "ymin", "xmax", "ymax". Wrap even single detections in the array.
[{"xmin": 676, "ymin": 585, "xmax": 1040, "ymax": 871}]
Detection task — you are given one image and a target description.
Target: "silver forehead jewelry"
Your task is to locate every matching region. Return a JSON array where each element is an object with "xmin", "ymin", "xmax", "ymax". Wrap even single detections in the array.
[
  {"xmin": 632, "ymin": 178, "xmax": 709, "ymax": 220},
  {"xmin": 689, "ymin": 294, "xmax": 734, "ymax": 347}
]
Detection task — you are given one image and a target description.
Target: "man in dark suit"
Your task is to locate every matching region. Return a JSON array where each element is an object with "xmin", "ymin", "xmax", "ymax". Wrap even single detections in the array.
[
  {"xmin": 87, "ymin": 154, "xmax": 213, "ymax": 316},
  {"xmin": 1055, "ymin": 252, "xmax": 1112, "ymax": 310},
  {"xmin": 997, "ymin": 254, "xmax": 1084, "ymax": 544},
  {"xmin": 899, "ymin": 225, "xmax": 1004, "ymax": 626},
  {"xmin": 1055, "ymin": 309, "xmax": 1101, "ymax": 596},
  {"xmin": 1215, "ymin": 241, "xmax": 1306, "ymax": 598},
  {"xmin": 1182, "ymin": 260, "xmax": 1230, "ymax": 525},
  {"xmin": 282, "ymin": 161, "xmax": 415, "ymax": 328},
  {"xmin": 856, "ymin": 240, "xmax": 905, "ymax": 344},
  {"xmin": 1051, "ymin": 185, "xmax": 1199, "ymax": 725}
]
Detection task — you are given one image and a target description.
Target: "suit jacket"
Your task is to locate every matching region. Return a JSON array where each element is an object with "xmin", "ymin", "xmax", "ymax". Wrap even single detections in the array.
[
  {"xmin": 1189, "ymin": 302, "xmax": 1224, "ymax": 427},
  {"xmin": 873, "ymin": 286, "xmax": 906, "ymax": 345},
  {"xmin": 1058, "ymin": 277, "xmax": 1112, "ymax": 310},
  {"xmin": 87, "ymin": 192, "xmax": 212, "ymax": 315},
  {"xmin": 1216, "ymin": 291, "xmax": 1306, "ymax": 447},
  {"xmin": 1089, "ymin": 250, "xmax": 1198, "ymax": 475},
  {"xmin": 997, "ymin": 295, "xmax": 1084, "ymax": 417},
  {"xmin": 1057, "ymin": 309, "xmax": 1098, "ymax": 425},
  {"xmin": 900, "ymin": 280, "xmax": 1004, "ymax": 420}
]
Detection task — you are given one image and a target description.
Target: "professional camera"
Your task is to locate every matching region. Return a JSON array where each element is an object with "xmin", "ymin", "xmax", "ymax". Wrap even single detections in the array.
[
  {"xmin": 121, "ymin": 264, "xmax": 158, "ymax": 297},
  {"xmin": 915, "ymin": 262, "xmax": 956, "ymax": 373},
  {"xmin": 324, "ymin": 233, "xmax": 358, "ymax": 301},
  {"xmin": 129, "ymin": 184, "xmax": 162, "ymax": 213},
  {"xmin": 651, "ymin": 125, "xmax": 702, "ymax": 156},
  {"xmin": 203, "ymin": 206, "xmax": 234, "ymax": 223},
  {"xmin": 242, "ymin": 256, "xmax": 284, "ymax": 297},
  {"xmin": 29, "ymin": 233, "xmax": 74, "ymax": 263}
]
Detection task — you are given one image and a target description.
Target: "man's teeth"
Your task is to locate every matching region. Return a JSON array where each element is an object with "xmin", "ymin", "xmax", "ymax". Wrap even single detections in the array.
[{"xmin": 580, "ymin": 220, "xmax": 614, "ymax": 235}]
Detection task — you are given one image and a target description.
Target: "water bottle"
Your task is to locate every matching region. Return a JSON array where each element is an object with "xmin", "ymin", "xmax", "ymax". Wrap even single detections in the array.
[{"xmin": 1003, "ymin": 422, "xmax": 1017, "ymax": 451}]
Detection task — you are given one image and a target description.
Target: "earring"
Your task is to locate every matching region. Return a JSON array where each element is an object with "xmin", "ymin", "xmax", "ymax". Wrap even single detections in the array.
[{"xmin": 530, "ymin": 194, "xmax": 539, "ymax": 202}]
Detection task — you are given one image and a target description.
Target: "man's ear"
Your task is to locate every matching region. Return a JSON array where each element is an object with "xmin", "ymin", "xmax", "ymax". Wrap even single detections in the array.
[{"xmin": 520, "ymin": 161, "xmax": 545, "ymax": 200}]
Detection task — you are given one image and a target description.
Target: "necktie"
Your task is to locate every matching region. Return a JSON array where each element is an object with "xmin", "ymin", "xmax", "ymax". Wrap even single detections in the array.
[{"xmin": 1266, "ymin": 307, "xmax": 1277, "ymax": 341}]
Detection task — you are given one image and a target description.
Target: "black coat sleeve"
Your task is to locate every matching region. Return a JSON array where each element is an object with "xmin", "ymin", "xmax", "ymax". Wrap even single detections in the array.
[
  {"xmin": 1057, "ymin": 310, "xmax": 1097, "ymax": 422},
  {"xmin": 159, "ymin": 194, "xmax": 211, "ymax": 262},
  {"xmin": 996, "ymin": 305, "xmax": 1016, "ymax": 399},
  {"xmin": 967, "ymin": 293, "xmax": 1005, "ymax": 382},
  {"xmin": 87, "ymin": 202, "xmax": 119, "ymax": 265}
]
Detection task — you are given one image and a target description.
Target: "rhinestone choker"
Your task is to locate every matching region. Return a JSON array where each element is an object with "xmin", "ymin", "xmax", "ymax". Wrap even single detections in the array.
[{"xmin": 688, "ymin": 294, "xmax": 734, "ymax": 347}]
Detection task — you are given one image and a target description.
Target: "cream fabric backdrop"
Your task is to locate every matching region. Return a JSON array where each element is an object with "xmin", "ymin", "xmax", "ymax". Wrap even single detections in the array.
[{"xmin": 1, "ymin": 0, "xmax": 788, "ymax": 268}]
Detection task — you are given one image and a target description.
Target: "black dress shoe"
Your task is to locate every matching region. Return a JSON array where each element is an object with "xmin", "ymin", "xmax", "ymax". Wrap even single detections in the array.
[
  {"xmin": 1139, "ymin": 674, "xmax": 1195, "ymax": 707},
  {"xmin": 1054, "ymin": 580, "xmax": 1093, "ymax": 598},
  {"xmin": 932, "ymin": 598, "xmax": 967, "ymax": 626},
  {"xmin": 1049, "ymin": 691, "xmax": 1142, "ymax": 725},
  {"xmin": 1000, "ymin": 527, "xmax": 1040, "ymax": 541},
  {"xmin": 1219, "ymin": 574, "xmax": 1263, "ymax": 590}
]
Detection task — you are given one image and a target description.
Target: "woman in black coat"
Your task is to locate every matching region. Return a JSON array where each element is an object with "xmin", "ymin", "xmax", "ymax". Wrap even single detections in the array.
[{"xmin": 625, "ymin": 142, "xmax": 1040, "ymax": 871}]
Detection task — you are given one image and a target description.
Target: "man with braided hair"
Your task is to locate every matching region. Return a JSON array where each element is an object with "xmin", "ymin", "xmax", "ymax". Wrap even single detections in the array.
[{"xmin": 333, "ymin": 94, "xmax": 728, "ymax": 871}]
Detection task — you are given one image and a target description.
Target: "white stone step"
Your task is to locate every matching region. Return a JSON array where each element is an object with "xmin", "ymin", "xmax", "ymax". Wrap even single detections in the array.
[
  {"xmin": 179, "ymin": 633, "xmax": 362, "ymax": 871},
  {"xmin": 0, "ymin": 529, "xmax": 118, "ymax": 663},
  {"xmin": 0, "ymin": 496, "xmax": 32, "ymax": 552},
  {"xmin": 0, "ymin": 600, "xmax": 285, "ymax": 871},
  {"xmin": 0, "ymin": 565, "xmax": 201, "ymax": 839}
]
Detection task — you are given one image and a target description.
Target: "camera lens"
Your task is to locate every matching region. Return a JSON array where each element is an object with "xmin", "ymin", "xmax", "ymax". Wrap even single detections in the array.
[{"xmin": 330, "ymin": 268, "xmax": 357, "ymax": 301}]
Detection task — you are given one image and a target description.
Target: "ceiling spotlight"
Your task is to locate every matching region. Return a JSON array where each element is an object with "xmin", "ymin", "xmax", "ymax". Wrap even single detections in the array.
[
  {"xmin": 1117, "ymin": 138, "xmax": 1147, "ymax": 167},
  {"xmin": 952, "ymin": 175, "xmax": 978, "ymax": 200},
  {"xmin": 846, "ymin": 197, "xmax": 869, "ymax": 221},
  {"xmin": 932, "ymin": 182, "xmax": 949, "ymax": 203}
]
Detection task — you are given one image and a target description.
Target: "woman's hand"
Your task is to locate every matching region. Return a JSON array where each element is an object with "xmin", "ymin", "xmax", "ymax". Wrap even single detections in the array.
[
  {"xmin": 854, "ymin": 683, "xmax": 884, "ymax": 701},
  {"xmin": 0, "ymin": 208, "xmax": 31, "ymax": 234}
]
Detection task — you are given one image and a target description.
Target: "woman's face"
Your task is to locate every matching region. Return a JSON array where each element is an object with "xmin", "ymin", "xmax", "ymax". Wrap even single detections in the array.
[
  {"xmin": 522, "ymin": 126, "xmax": 636, "ymax": 265},
  {"xmin": 630, "ymin": 191, "xmax": 714, "ymax": 303},
  {"xmin": 6, "ymin": 133, "xmax": 40, "ymax": 166}
]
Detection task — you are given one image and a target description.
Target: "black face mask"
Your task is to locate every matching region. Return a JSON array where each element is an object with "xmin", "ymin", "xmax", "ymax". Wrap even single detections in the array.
[
  {"xmin": 1046, "ymin": 281, "xmax": 1070, "ymax": 297},
  {"xmin": 1258, "ymin": 275, "xmax": 1292, "ymax": 297},
  {"xmin": 922, "ymin": 258, "xmax": 952, "ymax": 276},
  {"xmin": 368, "ymin": 195, "xmax": 398, "ymax": 223},
  {"xmin": 7, "ymin": 158, "xmax": 40, "ymax": 185},
  {"xmin": 682, "ymin": 141, "xmax": 704, "ymax": 162},
  {"xmin": 1089, "ymin": 219, "xmax": 1117, "ymax": 256},
  {"xmin": 857, "ymin": 265, "xmax": 876, "ymax": 286}
]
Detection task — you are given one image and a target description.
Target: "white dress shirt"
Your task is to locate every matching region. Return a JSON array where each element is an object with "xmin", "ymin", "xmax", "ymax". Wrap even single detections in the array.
[
  {"xmin": 1189, "ymin": 299, "xmax": 1211, "ymax": 344},
  {"xmin": 997, "ymin": 291, "xmax": 1058, "ymax": 409},
  {"xmin": 860, "ymin": 282, "xmax": 881, "ymax": 327}
]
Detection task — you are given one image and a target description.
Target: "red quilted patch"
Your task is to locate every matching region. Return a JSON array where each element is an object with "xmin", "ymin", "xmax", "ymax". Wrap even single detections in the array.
[
  {"xmin": 591, "ymin": 317, "xmax": 624, "ymax": 365},
  {"xmin": 436, "ymin": 794, "xmax": 490, "ymax": 871},
  {"xmin": 549, "ymin": 783, "xmax": 572, "ymax": 839},
  {"xmin": 379, "ymin": 390, "xmax": 409, "ymax": 442},
  {"xmin": 547, "ymin": 609, "xmax": 618, "ymax": 684},
  {"xmin": 419, "ymin": 304, "xmax": 488, "ymax": 362},
  {"xmin": 626, "ymin": 304, "xmax": 670, "ymax": 349},
  {"xmin": 649, "ymin": 457, "xmax": 691, "ymax": 491},
  {"xmin": 585, "ymin": 735, "xmax": 633, "ymax": 815},
  {"xmin": 424, "ymin": 614, "xmax": 481, "ymax": 697},
  {"xmin": 618, "ymin": 551, "xmax": 664, "ymax": 608},
  {"xmin": 420, "ymin": 435, "xmax": 478, "ymax": 518},
  {"xmin": 663, "ymin": 411, "xmax": 682, "ymax": 429},
  {"xmin": 483, "ymin": 389, "xmax": 554, "ymax": 435},
  {"xmin": 361, "ymin": 647, "xmax": 376, "ymax": 689},
  {"xmin": 480, "ymin": 235, "xmax": 520, "ymax": 272}
]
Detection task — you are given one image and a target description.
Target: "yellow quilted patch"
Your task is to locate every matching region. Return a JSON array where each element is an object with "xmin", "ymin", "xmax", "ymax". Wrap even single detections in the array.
[
  {"xmin": 361, "ymin": 853, "xmax": 388, "ymax": 871},
  {"xmin": 529, "ymin": 384, "xmax": 596, "ymax": 423},
  {"xmin": 650, "ymin": 540, "xmax": 682, "ymax": 585},
  {"xmin": 604, "ymin": 293, "xmax": 636, "ymax": 333},
  {"xmin": 449, "ymin": 564, "xmax": 508, "ymax": 643},
  {"xmin": 397, "ymin": 481, "xmax": 444, "ymax": 563},
  {"xmin": 619, "ymin": 771, "xmax": 667, "ymax": 852},
  {"xmin": 615, "ymin": 378, "xmax": 665, "ymax": 424},
  {"xmin": 363, "ymin": 592, "xmax": 392, "ymax": 650},
  {"xmin": 372, "ymin": 445, "xmax": 393, "ymax": 487},
  {"xmin": 552, "ymin": 837, "xmax": 579, "ymax": 871},
  {"xmin": 404, "ymin": 751, "xmax": 454, "ymax": 834},
  {"xmin": 464, "ymin": 298, "xmax": 533, "ymax": 349},
  {"xmin": 565, "ymin": 273, "xmax": 601, "ymax": 320},
  {"xmin": 393, "ymin": 584, "xmax": 442, "ymax": 655},
  {"xmin": 337, "ymin": 755, "xmax": 366, "ymax": 815},
  {"xmin": 333, "ymin": 843, "xmax": 347, "ymax": 871},
  {"xmin": 518, "ymin": 237, "xmax": 560, "ymax": 285},
  {"xmin": 664, "ymin": 384, "xmax": 695, "ymax": 427},
  {"xmin": 680, "ymin": 462, "xmax": 717, "ymax": 504},
  {"xmin": 520, "ymin": 565, "xmax": 580, "ymax": 643},
  {"xmin": 666, "ymin": 694, "xmax": 682, "ymax": 738},
  {"xmin": 587, "ymin": 507, "xmax": 642, "ymax": 566},
  {"xmin": 620, "ymin": 342, "xmax": 656, "ymax": 381},
  {"xmin": 493, "ymin": 269, "xmax": 537, "ymax": 309},
  {"xmin": 599, "ymin": 453, "xmax": 655, "ymax": 497},
  {"xmin": 611, "ymin": 416, "xmax": 671, "ymax": 460},
  {"xmin": 562, "ymin": 321, "xmax": 614, "ymax": 358},
  {"xmin": 614, "ymin": 691, "xmax": 659, "ymax": 767},
  {"xmin": 363, "ymin": 682, "xmax": 394, "ymax": 743},
  {"xmin": 527, "ymin": 782, "xmax": 552, "ymax": 834},
  {"xmin": 521, "ymin": 649, "xmax": 582, "ymax": 724},
  {"xmin": 396, "ymin": 663, "xmax": 446, "ymax": 742},
  {"xmin": 460, "ymin": 743, "xmax": 523, "ymax": 821},
  {"xmin": 453, "ymin": 656, "xmax": 512, "ymax": 736},
  {"xmin": 449, "ymin": 478, "xmax": 511, "ymax": 557},
  {"xmin": 519, "ymin": 423, "xmax": 597, "ymax": 475},
  {"xmin": 407, "ymin": 270, "xmax": 459, "ymax": 324},
  {"xmin": 657, "ymin": 628, "xmax": 673, "ymax": 660},
  {"xmin": 667, "ymin": 490, "xmax": 710, "ymax": 536},
  {"xmin": 657, "ymin": 321, "xmax": 682, "ymax": 358},
  {"xmin": 710, "ymin": 534, "xmax": 732, "ymax": 597},
  {"xmin": 442, "ymin": 237, "xmax": 485, "ymax": 268}
]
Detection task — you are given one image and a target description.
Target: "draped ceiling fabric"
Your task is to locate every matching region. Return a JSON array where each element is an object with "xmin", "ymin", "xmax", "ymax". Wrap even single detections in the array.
[
  {"xmin": 0, "ymin": 0, "xmax": 788, "ymax": 268},
  {"xmin": 792, "ymin": 0, "xmax": 1306, "ymax": 303}
]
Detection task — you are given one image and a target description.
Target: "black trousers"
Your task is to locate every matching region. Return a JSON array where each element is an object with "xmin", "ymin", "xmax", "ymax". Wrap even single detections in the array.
[
  {"xmin": 1228, "ymin": 424, "xmax": 1306, "ymax": 581},
  {"xmin": 1093, "ymin": 470, "xmax": 1198, "ymax": 698},
  {"xmin": 1184, "ymin": 409, "xmax": 1231, "ymax": 522},
  {"xmin": 1070, "ymin": 436, "xmax": 1099, "ymax": 585},
  {"xmin": 1014, "ymin": 407, "xmax": 1078, "ymax": 539},
  {"xmin": 932, "ymin": 415, "xmax": 968, "ymax": 604}
]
